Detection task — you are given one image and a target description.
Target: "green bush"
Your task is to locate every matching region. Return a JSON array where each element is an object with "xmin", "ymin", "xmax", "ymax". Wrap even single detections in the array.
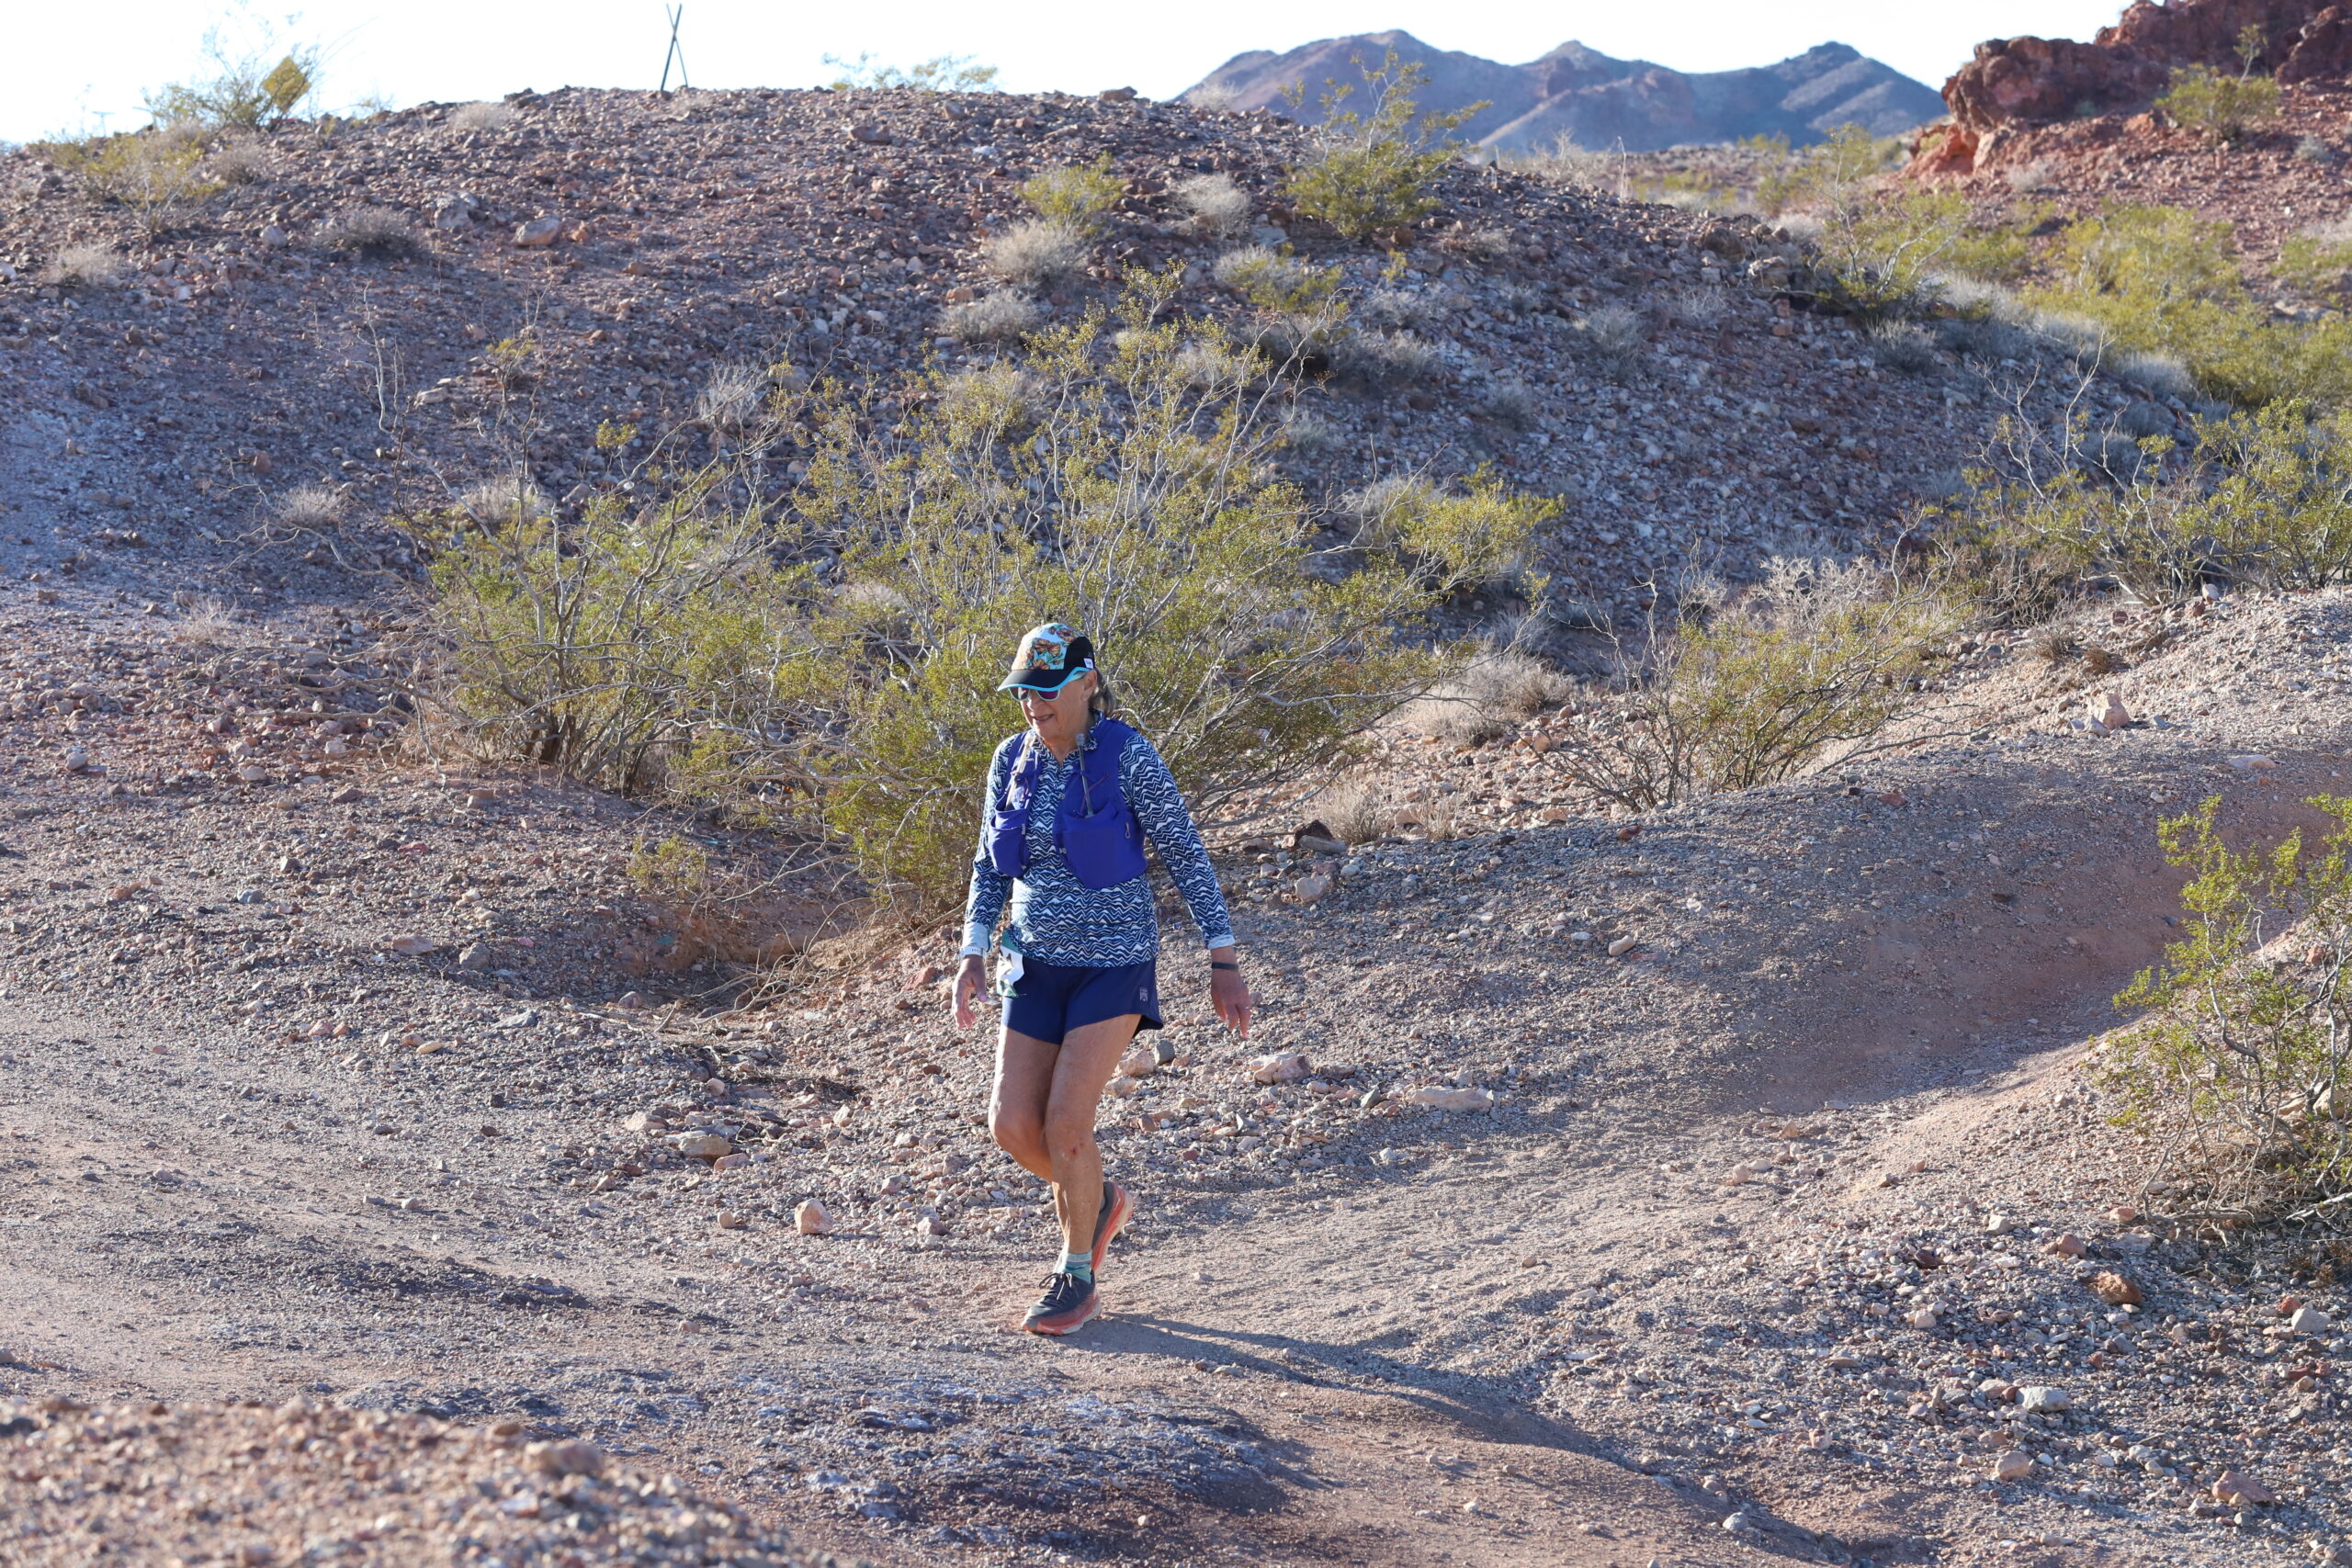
[
  {"xmin": 146, "ymin": 28, "xmax": 319, "ymax": 129},
  {"xmin": 2104, "ymin": 795, "xmax": 2352, "ymax": 1222},
  {"xmin": 417, "ymin": 276, "xmax": 1552, "ymax": 916},
  {"xmin": 1781, "ymin": 127, "xmax": 2032, "ymax": 320},
  {"xmin": 2156, "ymin": 63, "xmax": 2281, "ymax": 144},
  {"xmin": 1951, "ymin": 398, "xmax": 2352, "ymax": 601},
  {"xmin": 1541, "ymin": 558, "xmax": 1955, "ymax": 812},
  {"xmin": 39, "ymin": 125, "xmax": 221, "ymax": 233},
  {"xmin": 2024, "ymin": 203, "xmax": 2352, "ymax": 408},
  {"xmin": 1021, "ymin": 156, "xmax": 1125, "ymax": 236},
  {"xmin": 1283, "ymin": 51, "xmax": 1477, "ymax": 242}
]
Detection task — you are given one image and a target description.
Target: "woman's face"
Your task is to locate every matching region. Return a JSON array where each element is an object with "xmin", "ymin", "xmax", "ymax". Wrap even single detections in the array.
[{"xmin": 1017, "ymin": 671, "xmax": 1095, "ymax": 737}]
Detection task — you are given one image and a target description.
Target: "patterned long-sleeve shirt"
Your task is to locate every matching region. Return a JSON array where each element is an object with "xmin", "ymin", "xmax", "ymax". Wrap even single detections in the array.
[{"xmin": 959, "ymin": 722, "xmax": 1235, "ymax": 965}]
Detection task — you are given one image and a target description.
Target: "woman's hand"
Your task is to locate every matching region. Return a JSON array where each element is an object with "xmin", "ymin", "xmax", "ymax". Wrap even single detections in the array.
[
  {"xmin": 951, "ymin": 955, "xmax": 987, "ymax": 1031},
  {"xmin": 1208, "ymin": 950, "xmax": 1252, "ymax": 1039}
]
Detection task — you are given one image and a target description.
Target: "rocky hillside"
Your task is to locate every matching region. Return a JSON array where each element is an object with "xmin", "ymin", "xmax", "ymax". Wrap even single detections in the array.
[
  {"xmin": 1186, "ymin": 31, "xmax": 1944, "ymax": 152},
  {"xmin": 0, "ymin": 84, "xmax": 2150, "ymax": 650}
]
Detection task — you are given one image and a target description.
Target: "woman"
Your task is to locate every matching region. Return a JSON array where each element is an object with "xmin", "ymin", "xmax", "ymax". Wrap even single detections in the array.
[{"xmin": 952, "ymin": 623, "xmax": 1252, "ymax": 1336}]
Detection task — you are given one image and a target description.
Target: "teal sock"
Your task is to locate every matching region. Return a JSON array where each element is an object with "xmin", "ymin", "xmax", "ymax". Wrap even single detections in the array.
[{"xmin": 1057, "ymin": 1249, "xmax": 1094, "ymax": 1283}]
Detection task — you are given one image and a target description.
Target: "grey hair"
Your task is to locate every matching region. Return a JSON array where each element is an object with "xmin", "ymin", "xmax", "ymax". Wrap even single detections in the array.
[{"xmin": 1087, "ymin": 668, "xmax": 1118, "ymax": 719}]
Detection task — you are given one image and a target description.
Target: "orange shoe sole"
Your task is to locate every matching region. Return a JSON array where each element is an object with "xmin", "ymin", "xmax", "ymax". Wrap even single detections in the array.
[{"xmin": 1090, "ymin": 1182, "xmax": 1133, "ymax": 1276}]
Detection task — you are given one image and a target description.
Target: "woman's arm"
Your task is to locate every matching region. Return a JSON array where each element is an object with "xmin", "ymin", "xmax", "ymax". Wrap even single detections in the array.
[
  {"xmin": 958, "ymin": 739, "xmax": 1018, "ymax": 959},
  {"xmin": 1121, "ymin": 732, "xmax": 1236, "ymax": 953}
]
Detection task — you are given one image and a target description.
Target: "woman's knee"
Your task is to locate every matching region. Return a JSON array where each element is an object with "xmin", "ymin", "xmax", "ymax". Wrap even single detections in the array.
[
  {"xmin": 993, "ymin": 1103, "xmax": 1048, "ymax": 1156},
  {"xmin": 1041, "ymin": 1109, "xmax": 1096, "ymax": 1164}
]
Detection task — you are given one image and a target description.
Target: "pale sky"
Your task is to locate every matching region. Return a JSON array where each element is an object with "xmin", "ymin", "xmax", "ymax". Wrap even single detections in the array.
[{"xmin": 6, "ymin": 0, "xmax": 2134, "ymax": 144}]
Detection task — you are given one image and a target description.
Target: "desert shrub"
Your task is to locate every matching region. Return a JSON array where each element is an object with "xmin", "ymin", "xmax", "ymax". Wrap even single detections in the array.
[
  {"xmin": 1435, "ymin": 225, "xmax": 1515, "ymax": 265},
  {"xmin": 1314, "ymin": 779, "xmax": 1396, "ymax": 844},
  {"xmin": 43, "ymin": 243, "xmax": 123, "ymax": 288},
  {"xmin": 146, "ymin": 31, "xmax": 319, "ymax": 129},
  {"xmin": 2157, "ymin": 63, "xmax": 2281, "ymax": 144},
  {"xmin": 449, "ymin": 100, "xmax": 517, "ymax": 133},
  {"xmin": 1184, "ymin": 85, "xmax": 1244, "ymax": 113},
  {"xmin": 404, "ymin": 486, "xmax": 806, "ymax": 792},
  {"xmin": 979, "ymin": 219, "xmax": 1088, "ymax": 288},
  {"xmin": 270, "ymin": 484, "xmax": 345, "ymax": 531},
  {"xmin": 1283, "ymin": 51, "xmax": 1476, "ymax": 242},
  {"xmin": 1868, "ymin": 320, "xmax": 1939, "ymax": 374},
  {"xmin": 1581, "ymin": 304, "xmax": 1648, "ymax": 377},
  {"xmin": 2006, "ymin": 159, "xmax": 2055, "ymax": 193},
  {"xmin": 1541, "ymin": 558, "xmax": 1954, "ymax": 812},
  {"xmin": 1958, "ymin": 398, "xmax": 2352, "ymax": 599},
  {"xmin": 1357, "ymin": 285, "xmax": 1435, "ymax": 332},
  {"xmin": 1022, "ymin": 156, "xmax": 1125, "ymax": 236},
  {"xmin": 1171, "ymin": 173, "xmax": 1250, "ymax": 239},
  {"xmin": 697, "ymin": 363, "xmax": 771, "ymax": 435},
  {"xmin": 2278, "ymin": 219, "xmax": 2352, "ymax": 293},
  {"xmin": 2026, "ymin": 203, "xmax": 2352, "ymax": 408},
  {"xmin": 2296, "ymin": 135, "xmax": 2337, "ymax": 164},
  {"xmin": 1398, "ymin": 650, "xmax": 1573, "ymax": 745},
  {"xmin": 941, "ymin": 290, "xmax": 1041, "ymax": 344},
  {"xmin": 933, "ymin": 361, "xmax": 1041, "ymax": 431},
  {"xmin": 418, "ymin": 278, "xmax": 1550, "ymax": 914},
  {"xmin": 1281, "ymin": 407, "xmax": 1338, "ymax": 453},
  {"xmin": 1666, "ymin": 288, "xmax": 1724, "ymax": 330},
  {"xmin": 41, "ymin": 125, "xmax": 220, "ymax": 233},
  {"xmin": 1483, "ymin": 381, "xmax": 1539, "ymax": 430},
  {"xmin": 2103, "ymin": 795, "xmax": 2352, "ymax": 1223},
  {"xmin": 206, "ymin": 132, "xmax": 266, "ymax": 185},
  {"xmin": 319, "ymin": 205, "xmax": 421, "ymax": 258},
  {"xmin": 457, "ymin": 476, "xmax": 551, "ymax": 527},
  {"xmin": 823, "ymin": 52, "xmax": 1000, "ymax": 92},
  {"xmin": 1210, "ymin": 246, "xmax": 1341, "ymax": 312}
]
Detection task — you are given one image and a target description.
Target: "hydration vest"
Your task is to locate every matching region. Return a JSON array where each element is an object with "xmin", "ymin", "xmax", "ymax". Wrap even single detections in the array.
[{"xmin": 983, "ymin": 717, "xmax": 1150, "ymax": 890}]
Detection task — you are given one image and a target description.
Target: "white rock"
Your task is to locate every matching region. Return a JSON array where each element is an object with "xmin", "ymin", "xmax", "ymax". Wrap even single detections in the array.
[
  {"xmin": 915, "ymin": 1213, "xmax": 946, "ymax": 1238},
  {"xmin": 381, "ymin": 934, "xmax": 438, "ymax": 956},
  {"xmin": 1606, "ymin": 934, "xmax": 1639, "ymax": 957},
  {"xmin": 1991, "ymin": 1450, "xmax": 2033, "ymax": 1482},
  {"xmin": 1408, "ymin": 1087, "xmax": 1498, "ymax": 1112},
  {"xmin": 60, "ymin": 746, "xmax": 90, "ymax": 773},
  {"xmin": 1118, "ymin": 1047, "xmax": 1158, "ymax": 1078},
  {"xmin": 673, "ymin": 1132, "xmax": 732, "ymax": 1160},
  {"xmin": 1906, "ymin": 1307, "xmax": 1940, "ymax": 1330},
  {"xmin": 2290, "ymin": 1306, "xmax": 2331, "ymax": 1336},
  {"xmin": 795, "ymin": 1200, "xmax": 831, "ymax": 1235},
  {"xmin": 1250, "ymin": 1053, "xmax": 1310, "ymax": 1084},
  {"xmin": 1984, "ymin": 1213, "xmax": 2018, "ymax": 1235},
  {"xmin": 1294, "ymin": 873, "xmax": 1333, "ymax": 904},
  {"xmin": 514, "ymin": 215, "xmax": 562, "ymax": 247},
  {"xmin": 2090, "ymin": 691, "xmax": 2131, "ymax": 730},
  {"xmin": 2226, "ymin": 754, "xmax": 2277, "ymax": 773},
  {"xmin": 2018, "ymin": 1385, "xmax": 2071, "ymax": 1412}
]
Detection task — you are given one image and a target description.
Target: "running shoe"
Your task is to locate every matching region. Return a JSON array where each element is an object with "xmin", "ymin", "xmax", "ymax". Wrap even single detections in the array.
[
  {"xmin": 1090, "ymin": 1179, "xmax": 1133, "ymax": 1276},
  {"xmin": 1022, "ymin": 1270, "xmax": 1100, "ymax": 1336}
]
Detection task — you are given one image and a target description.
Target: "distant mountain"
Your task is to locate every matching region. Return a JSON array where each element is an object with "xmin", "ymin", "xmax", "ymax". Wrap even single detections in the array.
[{"xmin": 1184, "ymin": 30, "xmax": 1946, "ymax": 152}]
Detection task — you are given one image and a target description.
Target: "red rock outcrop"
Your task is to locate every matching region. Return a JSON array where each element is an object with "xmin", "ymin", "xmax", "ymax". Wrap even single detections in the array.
[{"xmin": 1942, "ymin": 0, "xmax": 2349, "ymax": 138}]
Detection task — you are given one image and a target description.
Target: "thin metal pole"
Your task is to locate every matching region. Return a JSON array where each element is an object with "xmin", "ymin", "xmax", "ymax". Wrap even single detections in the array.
[{"xmin": 660, "ymin": 5, "xmax": 690, "ymax": 93}]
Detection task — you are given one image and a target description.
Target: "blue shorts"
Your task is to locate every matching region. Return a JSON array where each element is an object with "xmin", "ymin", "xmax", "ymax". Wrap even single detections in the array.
[{"xmin": 1003, "ymin": 958, "xmax": 1162, "ymax": 1046}]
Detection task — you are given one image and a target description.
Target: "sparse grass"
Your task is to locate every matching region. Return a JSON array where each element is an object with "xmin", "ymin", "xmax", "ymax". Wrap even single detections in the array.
[
  {"xmin": 44, "ymin": 243, "xmax": 123, "ymax": 288},
  {"xmin": 457, "ymin": 477, "xmax": 550, "ymax": 527},
  {"xmin": 1482, "ymin": 381, "xmax": 1539, "ymax": 430},
  {"xmin": 1333, "ymin": 328, "xmax": 1442, "ymax": 389},
  {"xmin": 171, "ymin": 594, "xmax": 248, "ymax": 647},
  {"xmin": 1665, "ymin": 288, "xmax": 1724, "ymax": 331},
  {"xmin": 1315, "ymin": 779, "xmax": 1395, "ymax": 844},
  {"xmin": 1281, "ymin": 407, "xmax": 1338, "ymax": 454},
  {"xmin": 697, "ymin": 363, "xmax": 769, "ymax": 435},
  {"xmin": 822, "ymin": 52, "xmax": 1000, "ymax": 93},
  {"xmin": 1358, "ymin": 286, "xmax": 1434, "ymax": 332},
  {"xmin": 448, "ymin": 100, "xmax": 517, "ymax": 133},
  {"xmin": 1868, "ymin": 320, "xmax": 1939, "ymax": 374},
  {"xmin": 319, "ymin": 205, "xmax": 421, "ymax": 258},
  {"xmin": 1582, "ymin": 304, "xmax": 1648, "ymax": 377},
  {"xmin": 1435, "ymin": 225, "xmax": 1515, "ymax": 265},
  {"xmin": 941, "ymin": 290, "xmax": 1041, "ymax": 344},
  {"xmin": 205, "ymin": 133, "xmax": 266, "ymax": 185},
  {"xmin": 1396, "ymin": 652, "xmax": 1571, "ymax": 746},
  {"xmin": 270, "ymin": 484, "xmax": 345, "ymax": 532},
  {"xmin": 1171, "ymin": 173, "xmax": 1250, "ymax": 239},
  {"xmin": 1183, "ymin": 85, "xmax": 1244, "ymax": 114},
  {"xmin": 41, "ymin": 124, "xmax": 221, "ymax": 233},
  {"xmin": 979, "ymin": 219, "xmax": 1088, "ymax": 288},
  {"xmin": 2007, "ymin": 160, "xmax": 2055, "ymax": 194}
]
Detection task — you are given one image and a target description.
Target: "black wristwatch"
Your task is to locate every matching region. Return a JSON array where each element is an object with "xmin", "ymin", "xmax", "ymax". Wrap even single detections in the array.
[{"xmin": 1210, "ymin": 961, "xmax": 1239, "ymax": 972}]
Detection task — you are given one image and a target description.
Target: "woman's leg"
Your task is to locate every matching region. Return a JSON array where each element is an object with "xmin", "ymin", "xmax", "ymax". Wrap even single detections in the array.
[
  {"xmin": 1041, "ymin": 1013, "xmax": 1140, "ymax": 1255},
  {"xmin": 989, "ymin": 1027, "xmax": 1060, "ymax": 1181}
]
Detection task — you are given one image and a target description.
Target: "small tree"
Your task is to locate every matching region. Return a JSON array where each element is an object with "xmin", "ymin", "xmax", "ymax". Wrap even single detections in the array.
[
  {"xmin": 2157, "ymin": 53, "xmax": 2281, "ymax": 145},
  {"xmin": 146, "ymin": 26, "xmax": 320, "ymax": 129},
  {"xmin": 1283, "ymin": 52, "xmax": 1479, "ymax": 243}
]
